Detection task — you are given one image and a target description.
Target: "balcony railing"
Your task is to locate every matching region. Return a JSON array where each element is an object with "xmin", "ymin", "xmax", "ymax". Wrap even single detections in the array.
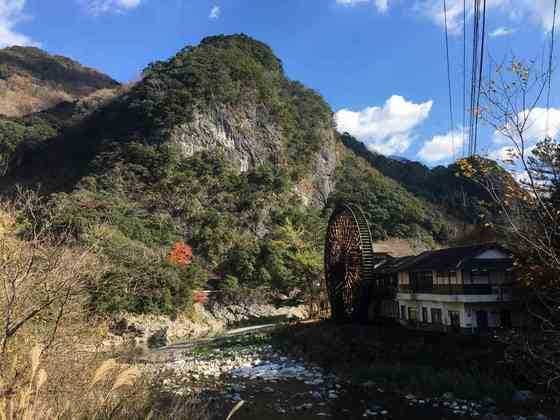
[{"xmin": 398, "ymin": 284, "xmax": 513, "ymax": 295}]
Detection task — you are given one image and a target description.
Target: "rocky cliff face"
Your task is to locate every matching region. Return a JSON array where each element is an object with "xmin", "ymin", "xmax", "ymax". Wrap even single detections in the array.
[
  {"xmin": 170, "ymin": 105, "xmax": 284, "ymax": 173},
  {"xmin": 299, "ymin": 127, "xmax": 337, "ymax": 207},
  {"xmin": 0, "ymin": 35, "xmax": 486, "ymax": 321},
  {"xmin": 169, "ymin": 106, "xmax": 337, "ymax": 208},
  {"xmin": 0, "ymin": 46, "xmax": 119, "ymax": 117}
]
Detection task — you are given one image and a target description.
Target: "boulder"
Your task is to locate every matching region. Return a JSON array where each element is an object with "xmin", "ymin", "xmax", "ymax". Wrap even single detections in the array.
[
  {"xmin": 442, "ymin": 392, "xmax": 455, "ymax": 400},
  {"xmin": 512, "ymin": 390, "xmax": 535, "ymax": 403},
  {"xmin": 148, "ymin": 328, "xmax": 168, "ymax": 348}
]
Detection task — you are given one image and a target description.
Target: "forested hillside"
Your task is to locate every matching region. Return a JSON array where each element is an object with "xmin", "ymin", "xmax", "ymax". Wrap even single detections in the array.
[
  {"xmin": 0, "ymin": 34, "xmax": 495, "ymax": 317},
  {"xmin": 340, "ymin": 133, "xmax": 497, "ymax": 224},
  {"xmin": 0, "ymin": 46, "xmax": 119, "ymax": 117}
]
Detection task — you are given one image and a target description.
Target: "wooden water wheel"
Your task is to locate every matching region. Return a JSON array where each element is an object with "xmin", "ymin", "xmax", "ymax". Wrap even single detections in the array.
[{"xmin": 324, "ymin": 204, "xmax": 375, "ymax": 321}]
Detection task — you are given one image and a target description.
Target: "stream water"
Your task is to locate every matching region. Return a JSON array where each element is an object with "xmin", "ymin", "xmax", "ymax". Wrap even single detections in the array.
[{"xmin": 149, "ymin": 327, "xmax": 507, "ymax": 420}]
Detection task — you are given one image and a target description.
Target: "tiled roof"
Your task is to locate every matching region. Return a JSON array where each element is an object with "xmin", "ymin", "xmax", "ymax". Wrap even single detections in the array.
[{"xmin": 374, "ymin": 243, "xmax": 511, "ymax": 274}]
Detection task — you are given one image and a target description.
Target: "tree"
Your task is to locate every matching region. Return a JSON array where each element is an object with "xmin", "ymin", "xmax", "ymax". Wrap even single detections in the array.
[
  {"xmin": 168, "ymin": 241, "xmax": 193, "ymax": 267},
  {"xmin": 264, "ymin": 219, "xmax": 324, "ymax": 315},
  {"xmin": 459, "ymin": 57, "xmax": 560, "ymax": 397}
]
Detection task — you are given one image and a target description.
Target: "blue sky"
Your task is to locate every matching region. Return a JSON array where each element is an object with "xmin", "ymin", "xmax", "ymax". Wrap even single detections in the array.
[{"xmin": 1, "ymin": 0, "xmax": 559, "ymax": 167}]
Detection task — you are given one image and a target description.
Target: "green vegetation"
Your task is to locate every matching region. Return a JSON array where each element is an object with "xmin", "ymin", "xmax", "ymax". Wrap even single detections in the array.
[
  {"xmin": 122, "ymin": 34, "xmax": 332, "ymax": 175},
  {"xmin": 3, "ymin": 34, "xmax": 496, "ymax": 317},
  {"xmin": 272, "ymin": 321, "xmax": 520, "ymax": 404},
  {"xmin": 2, "ymin": 35, "xmax": 336, "ymax": 316},
  {"xmin": 340, "ymin": 133, "xmax": 495, "ymax": 224},
  {"xmin": 17, "ymin": 140, "xmax": 324, "ymax": 314},
  {"xmin": 354, "ymin": 364, "xmax": 515, "ymax": 402},
  {"xmin": 0, "ymin": 46, "xmax": 118, "ymax": 93},
  {"xmin": 331, "ymin": 146, "xmax": 452, "ymax": 243},
  {"xmin": 0, "ymin": 116, "xmax": 58, "ymax": 174}
]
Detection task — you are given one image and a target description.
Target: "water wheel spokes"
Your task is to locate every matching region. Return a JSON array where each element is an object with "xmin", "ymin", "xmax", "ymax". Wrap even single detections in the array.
[{"xmin": 325, "ymin": 204, "xmax": 375, "ymax": 322}]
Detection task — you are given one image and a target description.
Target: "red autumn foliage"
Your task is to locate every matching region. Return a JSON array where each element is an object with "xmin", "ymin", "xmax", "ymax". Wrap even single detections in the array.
[{"xmin": 168, "ymin": 241, "xmax": 193, "ymax": 267}]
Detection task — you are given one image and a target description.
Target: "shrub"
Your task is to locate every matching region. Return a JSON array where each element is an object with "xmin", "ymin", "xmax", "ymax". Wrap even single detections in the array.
[
  {"xmin": 168, "ymin": 241, "xmax": 193, "ymax": 266},
  {"xmin": 355, "ymin": 364, "xmax": 515, "ymax": 402},
  {"xmin": 86, "ymin": 225, "xmax": 205, "ymax": 315}
]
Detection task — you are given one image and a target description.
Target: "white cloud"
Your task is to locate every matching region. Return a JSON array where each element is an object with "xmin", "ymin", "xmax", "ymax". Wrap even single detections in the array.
[
  {"xmin": 488, "ymin": 107, "xmax": 560, "ymax": 165},
  {"xmin": 489, "ymin": 26, "xmax": 515, "ymax": 37},
  {"xmin": 0, "ymin": 0, "xmax": 37, "ymax": 48},
  {"xmin": 335, "ymin": 95, "xmax": 433, "ymax": 155},
  {"xmin": 374, "ymin": 0, "xmax": 389, "ymax": 13},
  {"xmin": 493, "ymin": 107, "xmax": 560, "ymax": 145},
  {"xmin": 416, "ymin": 0, "xmax": 511, "ymax": 34},
  {"xmin": 416, "ymin": 0, "xmax": 556, "ymax": 34},
  {"xmin": 209, "ymin": 5, "xmax": 220, "ymax": 19},
  {"xmin": 418, "ymin": 128, "xmax": 465, "ymax": 163},
  {"xmin": 488, "ymin": 145, "xmax": 516, "ymax": 161},
  {"xmin": 80, "ymin": 0, "xmax": 142, "ymax": 15},
  {"xmin": 336, "ymin": 0, "xmax": 558, "ymax": 32},
  {"xmin": 336, "ymin": 0, "xmax": 369, "ymax": 5},
  {"xmin": 519, "ymin": 0, "xmax": 558, "ymax": 32},
  {"xmin": 336, "ymin": 0, "xmax": 390, "ymax": 13},
  {"xmin": 512, "ymin": 169, "xmax": 531, "ymax": 186},
  {"xmin": 416, "ymin": 0, "xmax": 468, "ymax": 34}
]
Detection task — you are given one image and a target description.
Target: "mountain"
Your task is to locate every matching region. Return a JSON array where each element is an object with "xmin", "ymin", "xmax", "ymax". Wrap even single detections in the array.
[
  {"xmin": 387, "ymin": 155, "xmax": 412, "ymax": 163},
  {"xmin": 339, "ymin": 133, "xmax": 499, "ymax": 224},
  {"xmin": 0, "ymin": 34, "xmax": 494, "ymax": 316},
  {"xmin": 0, "ymin": 46, "xmax": 119, "ymax": 117}
]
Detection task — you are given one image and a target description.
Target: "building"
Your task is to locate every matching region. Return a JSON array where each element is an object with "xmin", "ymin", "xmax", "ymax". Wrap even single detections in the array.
[{"xmin": 374, "ymin": 243, "xmax": 519, "ymax": 333}]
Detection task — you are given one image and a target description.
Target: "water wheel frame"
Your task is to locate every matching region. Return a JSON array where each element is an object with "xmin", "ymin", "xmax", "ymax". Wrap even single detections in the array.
[{"xmin": 324, "ymin": 204, "xmax": 375, "ymax": 322}]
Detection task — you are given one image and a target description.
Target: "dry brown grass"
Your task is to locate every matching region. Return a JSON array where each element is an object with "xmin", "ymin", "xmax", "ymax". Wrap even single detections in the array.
[
  {"xmin": 0, "ymin": 203, "xmax": 144, "ymax": 419},
  {"xmin": 373, "ymin": 238, "xmax": 431, "ymax": 257},
  {"xmin": 0, "ymin": 201, "xmax": 217, "ymax": 420},
  {"xmin": 0, "ymin": 343, "xmax": 144, "ymax": 420},
  {"xmin": 0, "ymin": 74, "xmax": 73, "ymax": 117}
]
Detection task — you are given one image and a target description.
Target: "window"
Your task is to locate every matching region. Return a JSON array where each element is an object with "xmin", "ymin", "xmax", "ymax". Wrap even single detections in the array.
[
  {"xmin": 430, "ymin": 308, "xmax": 442, "ymax": 324},
  {"xmin": 382, "ymin": 301, "xmax": 399, "ymax": 318},
  {"xmin": 435, "ymin": 271, "xmax": 456, "ymax": 285},
  {"xmin": 410, "ymin": 271, "xmax": 433, "ymax": 291},
  {"xmin": 401, "ymin": 305, "xmax": 406, "ymax": 319},
  {"xmin": 408, "ymin": 307, "xmax": 418, "ymax": 322},
  {"xmin": 449, "ymin": 270, "xmax": 460, "ymax": 284},
  {"xmin": 471, "ymin": 269, "xmax": 490, "ymax": 284},
  {"xmin": 500, "ymin": 310, "xmax": 512, "ymax": 328},
  {"xmin": 449, "ymin": 311, "xmax": 461, "ymax": 330},
  {"xmin": 422, "ymin": 307, "xmax": 428, "ymax": 323},
  {"xmin": 435, "ymin": 271, "xmax": 446, "ymax": 286}
]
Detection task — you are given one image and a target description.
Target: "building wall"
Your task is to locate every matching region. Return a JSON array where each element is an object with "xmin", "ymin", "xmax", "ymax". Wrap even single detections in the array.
[
  {"xmin": 395, "ymin": 296, "xmax": 517, "ymax": 330},
  {"xmin": 396, "ymin": 295, "xmax": 466, "ymax": 327},
  {"xmin": 461, "ymin": 269, "xmax": 508, "ymax": 285},
  {"xmin": 398, "ymin": 271, "xmax": 409, "ymax": 285},
  {"xmin": 463, "ymin": 303, "xmax": 502, "ymax": 328}
]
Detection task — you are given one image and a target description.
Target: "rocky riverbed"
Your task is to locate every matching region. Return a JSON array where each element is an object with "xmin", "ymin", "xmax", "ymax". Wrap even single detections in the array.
[{"xmin": 140, "ymin": 331, "xmax": 555, "ymax": 420}]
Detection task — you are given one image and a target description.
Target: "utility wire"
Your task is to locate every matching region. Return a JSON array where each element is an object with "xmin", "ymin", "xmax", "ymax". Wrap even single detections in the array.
[
  {"xmin": 443, "ymin": 0, "xmax": 456, "ymax": 161},
  {"xmin": 473, "ymin": 0, "xmax": 487, "ymax": 155},
  {"xmin": 546, "ymin": 0, "xmax": 559, "ymax": 137},
  {"xmin": 462, "ymin": 0, "xmax": 467, "ymax": 158},
  {"xmin": 468, "ymin": 0, "xmax": 480, "ymax": 156}
]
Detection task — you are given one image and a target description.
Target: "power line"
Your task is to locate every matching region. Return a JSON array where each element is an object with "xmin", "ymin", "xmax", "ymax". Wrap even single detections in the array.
[
  {"xmin": 546, "ymin": 0, "xmax": 559, "ymax": 137},
  {"xmin": 468, "ymin": 0, "xmax": 481, "ymax": 156},
  {"xmin": 465, "ymin": 0, "xmax": 487, "ymax": 157},
  {"xmin": 443, "ymin": 0, "xmax": 456, "ymax": 160},
  {"xmin": 473, "ymin": 0, "xmax": 487, "ymax": 155},
  {"xmin": 462, "ymin": 0, "xmax": 467, "ymax": 158}
]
